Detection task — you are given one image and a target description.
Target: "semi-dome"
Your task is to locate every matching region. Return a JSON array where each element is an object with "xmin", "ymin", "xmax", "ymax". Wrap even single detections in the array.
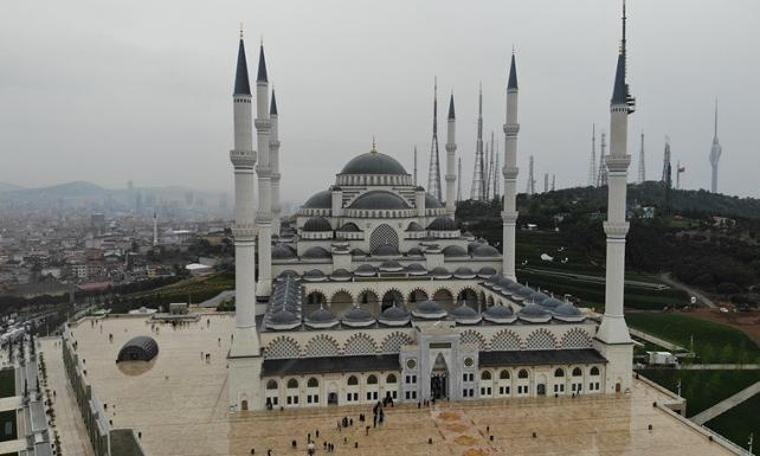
[
  {"xmin": 430, "ymin": 267, "xmax": 452, "ymax": 279},
  {"xmin": 303, "ymin": 269, "xmax": 327, "ymax": 282},
  {"xmin": 350, "ymin": 248, "xmax": 367, "ymax": 256},
  {"xmin": 449, "ymin": 303, "xmax": 481, "ymax": 325},
  {"xmin": 379, "ymin": 260, "xmax": 404, "ymax": 272},
  {"xmin": 266, "ymin": 309, "xmax": 301, "ymax": 330},
  {"xmin": 406, "ymin": 222, "xmax": 424, "ymax": 232},
  {"xmin": 302, "ymin": 190, "xmax": 332, "ymax": 208},
  {"xmin": 304, "ymin": 306, "xmax": 339, "ymax": 329},
  {"xmin": 472, "ymin": 244, "xmax": 500, "ymax": 257},
  {"xmin": 330, "ymin": 268, "xmax": 352, "ymax": 281},
  {"xmin": 341, "ymin": 305, "xmax": 376, "ymax": 328},
  {"xmin": 453, "ymin": 266, "xmax": 476, "ymax": 279},
  {"xmin": 442, "ymin": 245, "xmax": 468, "ymax": 257},
  {"xmin": 302, "ymin": 246, "xmax": 332, "ymax": 259},
  {"xmin": 338, "ymin": 222, "xmax": 361, "ymax": 232},
  {"xmin": 303, "ymin": 217, "xmax": 332, "ymax": 232},
  {"xmin": 405, "ymin": 263, "xmax": 427, "ymax": 276},
  {"xmin": 412, "ymin": 300, "xmax": 447, "ymax": 319},
  {"xmin": 483, "ymin": 304, "xmax": 516, "ymax": 324},
  {"xmin": 378, "ymin": 305, "xmax": 411, "ymax": 326},
  {"xmin": 373, "ymin": 243, "xmax": 399, "ymax": 256},
  {"xmin": 427, "ymin": 216, "xmax": 458, "ymax": 231},
  {"xmin": 407, "ymin": 247, "xmax": 424, "ymax": 256},
  {"xmin": 277, "ymin": 269, "xmax": 300, "ymax": 280},
  {"xmin": 348, "ymin": 191, "xmax": 410, "ymax": 210},
  {"xmin": 552, "ymin": 302, "xmax": 585, "ymax": 322},
  {"xmin": 354, "ymin": 263, "xmax": 377, "ymax": 277},
  {"xmin": 478, "ymin": 266, "xmax": 497, "ymax": 278},
  {"xmin": 339, "ymin": 151, "xmax": 408, "ymax": 175},
  {"xmin": 425, "ymin": 193, "xmax": 443, "ymax": 208},
  {"xmin": 517, "ymin": 303, "xmax": 552, "ymax": 323},
  {"xmin": 272, "ymin": 244, "xmax": 297, "ymax": 259}
]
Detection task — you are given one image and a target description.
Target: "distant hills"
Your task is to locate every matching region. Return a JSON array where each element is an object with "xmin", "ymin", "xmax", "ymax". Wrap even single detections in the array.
[
  {"xmin": 0, "ymin": 182, "xmax": 24, "ymax": 192},
  {"xmin": 1, "ymin": 181, "xmax": 108, "ymax": 198}
]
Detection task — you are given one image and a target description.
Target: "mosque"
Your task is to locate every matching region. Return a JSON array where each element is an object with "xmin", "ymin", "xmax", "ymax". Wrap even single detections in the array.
[{"xmin": 226, "ymin": 9, "xmax": 636, "ymax": 411}]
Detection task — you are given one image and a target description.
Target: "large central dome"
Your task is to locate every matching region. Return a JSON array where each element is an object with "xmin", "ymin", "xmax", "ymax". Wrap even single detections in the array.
[{"xmin": 339, "ymin": 151, "xmax": 408, "ymax": 175}]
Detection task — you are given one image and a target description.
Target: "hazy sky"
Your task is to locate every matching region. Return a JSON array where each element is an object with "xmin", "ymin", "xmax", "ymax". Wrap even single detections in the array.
[{"xmin": 1, "ymin": 0, "xmax": 759, "ymax": 204}]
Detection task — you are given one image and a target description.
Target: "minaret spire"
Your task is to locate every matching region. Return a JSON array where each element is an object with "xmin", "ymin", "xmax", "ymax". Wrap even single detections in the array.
[
  {"xmin": 470, "ymin": 83, "xmax": 485, "ymax": 200},
  {"xmin": 270, "ymin": 88, "xmax": 282, "ymax": 236},
  {"xmin": 445, "ymin": 91, "xmax": 458, "ymax": 215},
  {"xmin": 502, "ymin": 50, "xmax": 520, "ymax": 280},
  {"xmin": 255, "ymin": 42, "xmax": 273, "ymax": 298},
  {"xmin": 427, "ymin": 77, "xmax": 443, "ymax": 200}
]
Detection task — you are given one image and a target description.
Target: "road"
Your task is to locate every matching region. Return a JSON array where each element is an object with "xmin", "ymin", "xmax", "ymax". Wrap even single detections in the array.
[
  {"xmin": 691, "ymin": 380, "xmax": 760, "ymax": 425},
  {"xmin": 520, "ymin": 267, "xmax": 669, "ymax": 290},
  {"xmin": 658, "ymin": 272, "xmax": 717, "ymax": 309}
]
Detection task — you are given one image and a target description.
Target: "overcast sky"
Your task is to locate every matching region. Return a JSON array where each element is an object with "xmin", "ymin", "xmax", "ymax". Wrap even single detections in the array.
[{"xmin": 1, "ymin": 0, "xmax": 758, "ymax": 204}]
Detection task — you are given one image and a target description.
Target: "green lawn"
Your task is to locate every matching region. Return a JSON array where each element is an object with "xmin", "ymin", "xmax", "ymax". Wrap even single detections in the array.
[
  {"xmin": 627, "ymin": 313, "xmax": 760, "ymax": 363},
  {"xmin": 0, "ymin": 410, "xmax": 16, "ymax": 442},
  {"xmin": 0, "ymin": 369, "xmax": 14, "ymax": 398},
  {"xmin": 638, "ymin": 369, "xmax": 760, "ymax": 416},
  {"xmin": 706, "ymin": 393, "xmax": 760, "ymax": 451}
]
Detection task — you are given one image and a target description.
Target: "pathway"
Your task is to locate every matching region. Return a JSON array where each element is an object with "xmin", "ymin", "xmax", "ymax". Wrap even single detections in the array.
[
  {"xmin": 659, "ymin": 272, "xmax": 717, "ymax": 309},
  {"xmin": 678, "ymin": 364, "xmax": 760, "ymax": 370},
  {"xmin": 521, "ymin": 268, "xmax": 669, "ymax": 290},
  {"xmin": 691, "ymin": 380, "xmax": 760, "ymax": 425},
  {"xmin": 629, "ymin": 327, "xmax": 687, "ymax": 352}
]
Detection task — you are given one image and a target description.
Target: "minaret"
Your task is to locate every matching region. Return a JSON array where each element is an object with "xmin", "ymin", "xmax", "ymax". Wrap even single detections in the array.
[
  {"xmin": 502, "ymin": 51, "xmax": 519, "ymax": 280},
  {"xmin": 270, "ymin": 89, "xmax": 282, "ymax": 236},
  {"xmin": 493, "ymin": 151, "xmax": 501, "ymax": 198},
  {"xmin": 589, "ymin": 124, "xmax": 597, "ymax": 186},
  {"xmin": 445, "ymin": 93, "xmax": 457, "ymax": 215},
  {"xmin": 709, "ymin": 98, "xmax": 722, "ymax": 193},
  {"xmin": 456, "ymin": 157, "xmax": 462, "ymax": 202},
  {"xmin": 228, "ymin": 32, "xmax": 259, "ymax": 354},
  {"xmin": 637, "ymin": 131, "xmax": 646, "ymax": 184},
  {"xmin": 661, "ymin": 137, "xmax": 672, "ymax": 185},
  {"xmin": 470, "ymin": 83, "xmax": 485, "ymax": 200},
  {"xmin": 598, "ymin": 132, "xmax": 608, "ymax": 186},
  {"xmin": 543, "ymin": 173, "xmax": 549, "ymax": 193},
  {"xmin": 526, "ymin": 155, "xmax": 535, "ymax": 195},
  {"xmin": 413, "ymin": 146, "xmax": 418, "ymax": 185},
  {"xmin": 489, "ymin": 131, "xmax": 496, "ymax": 199},
  {"xmin": 427, "ymin": 78, "xmax": 443, "ymax": 201},
  {"xmin": 255, "ymin": 43, "xmax": 273, "ymax": 300},
  {"xmin": 595, "ymin": 1, "xmax": 636, "ymax": 391},
  {"xmin": 551, "ymin": 174, "xmax": 556, "ymax": 192},
  {"xmin": 152, "ymin": 211, "xmax": 158, "ymax": 246}
]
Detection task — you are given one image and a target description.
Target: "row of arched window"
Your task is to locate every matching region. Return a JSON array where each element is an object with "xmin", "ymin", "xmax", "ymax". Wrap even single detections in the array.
[
  {"xmin": 266, "ymin": 373, "xmax": 398, "ymax": 391},
  {"xmin": 479, "ymin": 366, "xmax": 601, "ymax": 381}
]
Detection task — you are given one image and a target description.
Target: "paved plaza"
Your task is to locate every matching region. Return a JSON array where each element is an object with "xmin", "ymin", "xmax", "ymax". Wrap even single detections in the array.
[{"xmin": 39, "ymin": 314, "xmax": 737, "ymax": 455}]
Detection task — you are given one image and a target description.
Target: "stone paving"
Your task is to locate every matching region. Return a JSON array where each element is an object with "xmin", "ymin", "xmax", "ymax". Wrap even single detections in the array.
[{"xmin": 41, "ymin": 314, "xmax": 739, "ymax": 455}]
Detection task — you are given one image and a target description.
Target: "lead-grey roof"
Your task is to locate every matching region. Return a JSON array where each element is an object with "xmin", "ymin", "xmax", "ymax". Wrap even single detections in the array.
[
  {"xmin": 611, "ymin": 53, "xmax": 627, "ymax": 104},
  {"xmin": 380, "ymin": 304, "xmax": 410, "ymax": 321},
  {"xmin": 472, "ymin": 244, "xmax": 500, "ymax": 257},
  {"xmin": 272, "ymin": 244, "xmax": 296, "ymax": 259},
  {"xmin": 425, "ymin": 193, "xmax": 443, "ymax": 208},
  {"xmin": 303, "ymin": 217, "xmax": 332, "ymax": 232},
  {"xmin": 234, "ymin": 39, "xmax": 251, "ymax": 95},
  {"xmin": 448, "ymin": 94, "xmax": 455, "ymax": 120},
  {"xmin": 305, "ymin": 307, "xmax": 338, "ymax": 323},
  {"xmin": 453, "ymin": 266, "xmax": 476, "ymax": 279},
  {"xmin": 427, "ymin": 216, "xmax": 458, "ymax": 231},
  {"xmin": 338, "ymin": 222, "xmax": 361, "ymax": 232},
  {"xmin": 302, "ymin": 190, "xmax": 332, "ymax": 208},
  {"xmin": 479, "ymin": 349, "xmax": 607, "ymax": 368},
  {"xmin": 406, "ymin": 221, "xmax": 424, "ymax": 232},
  {"xmin": 302, "ymin": 246, "xmax": 332, "ymax": 259},
  {"xmin": 442, "ymin": 245, "xmax": 468, "ymax": 257},
  {"xmin": 349, "ymin": 191, "xmax": 410, "ymax": 210},
  {"xmin": 342, "ymin": 306, "xmax": 375, "ymax": 323},
  {"xmin": 478, "ymin": 266, "xmax": 497, "ymax": 278},
  {"xmin": 257, "ymin": 44, "xmax": 268, "ymax": 82},
  {"xmin": 262, "ymin": 354, "xmax": 399, "ymax": 376},
  {"xmin": 508, "ymin": 53, "xmax": 518, "ymax": 90},
  {"xmin": 270, "ymin": 88, "xmax": 278, "ymax": 115},
  {"xmin": 339, "ymin": 151, "xmax": 408, "ymax": 175},
  {"xmin": 373, "ymin": 243, "xmax": 400, "ymax": 256},
  {"xmin": 116, "ymin": 336, "xmax": 159, "ymax": 362}
]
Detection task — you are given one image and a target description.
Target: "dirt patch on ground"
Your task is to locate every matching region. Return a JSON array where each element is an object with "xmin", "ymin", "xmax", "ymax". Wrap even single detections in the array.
[
  {"xmin": 688, "ymin": 308, "xmax": 760, "ymax": 346},
  {"xmin": 445, "ymin": 423, "xmax": 470, "ymax": 433},
  {"xmin": 438, "ymin": 411, "xmax": 462, "ymax": 422},
  {"xmin": 462, "ymin": 448, "xmax": 488, "ymax": 456},
  {"xmin": 454, "ymin": 435, "xmax": 479, "ymax": 446}
]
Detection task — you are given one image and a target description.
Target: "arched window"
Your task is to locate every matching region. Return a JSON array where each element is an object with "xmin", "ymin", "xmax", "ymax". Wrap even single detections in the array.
[
  {"xmin": 347, "ymin": 375, "xmax": 359, "ymax": 386},
  {"xmin": 266, "ymin": 379, "xmax": 278, "ymax": 390},
  {"xmin": 287, "ymin": 378, "xmax": 299, "ymax": 389},
  {"xmin": 386, "ymin": 374, "xmax": 397, "ymax": 384},
  {"xmin": 554, "ymin": 368, "xmax": 565, "ymax": 378},
  {"xmin": 499, "ymin": 370, "xmax": 510, "ymax": 380},
  {"xmin": 572, "ymin": 367, "xmax": 582, "ymax": 377},
  {"xmin": 307, "ymin": 377, "xmax": 319, "ymax": 388},
  {"xmin": 518, "ymin": 369, "xmax": 529, "ymax": 379},
  {"xmin": 481, "ymin": 371, "xmax": 492, "ymax": 380},
  {"xmin": 590, "ymin": 366, "xmax": 600, "ymax": 376},
  {"xmin": 367, "ymin": 375, "xmax": 378, "ymax": 385}
]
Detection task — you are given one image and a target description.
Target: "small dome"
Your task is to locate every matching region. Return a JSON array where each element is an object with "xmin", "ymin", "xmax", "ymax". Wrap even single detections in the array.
[
  {"xmin": 277, "ymin": 269, "xmax": 300, "ymax": 280},
  {"xmin": 427, "ymin": 216, "xmax": 458, "ymax": 231},
  {"xmin": 406, "ymin": 221, "xmax": 424, "ymax": 232},
  {"xmin": 540, "ymin": 297, "xmax": 564, "ymax": 309},
  {"xmin": 449, "ymin": 303, "xmax": 481, "ymax": 325},
  {"xmin": 405, "ymin": 263, "xmax": 427, "ymax": 276},
  {"xmin": 266, "ymin": 309, "xmax": 301, "ymax": 330},
  {"xmin": 302, "ymin": 190, "xmax": 332, "ymax": 209},
  {"xmin": 412, "ymin": 300, "xmax": 447, "ymax": 319},
  {"xmin": 373, "ymin": 243, "xmax": 399, "ymax": 256},
  {"xmin": 272, "ymin": 244, "xmax": 297, "ymax": 259},
  {"xmin": 467, "ymin": 241, "xmax": 484, "ymax": 254},
  {"xmin": 430, "ymin": 267, "xmax": 452, "ymax": 279},
  {"xmin": 518, "ymin": 303, "xmax": 552, "ymax": 323},
  {"xmin": 330, "ymin": 268, "xmax": 352, "ymax": 281},
  {"xmin": 425, "ymin": 193, "xmax": 442, "ymax": 208},
  {"xmin": 407, "ymin": 247, "xmax": 424, "ymax": 256},
  {"xmin": 305, "ymin": 307, "xmax": 339, "ymax": 329},
  {"xmin": 552, "ymin": 302, "xmax": 585, "ymax": 322},
  {"xmin": 483, "ymin": 304, "xmax": 516, "ymax": 324},
  {"xmin": 303, "ymin": 269, "xmax": 327, "ymax": 282},
  {"xmin": 512, "ymin": 286, "xmax": 535, "ymax": 301},
  {"xmin": 342, "ymin": 306, "xmax": 376, "ymax": 328},
  {"xmin": 472, "ymin": 244, "xmax": 500, "ymax": 257},
  {"xmin": 302, "ymin": 246, "xmax": 332, "ymax": 259},
  {"xmin": 339, "ymin": 151, "xmax": 408, "ymax": 175},
  {"xmin": 478, "ymin": 266, "xmax": 497, "ymax": 278},
  {"xmin": 338, "ymin": 222, "xmax": 361, "ymax": 232},
  {"xmin": 379, "ymin": 305, "xmax": 411, "ymax": 326},
  {"xmin": 453, "ymin": 266, "xmax": 476, "ymax": 279},
  {"xmin": 354, "ymin": 263, "xmax": 377, "ymax": 277},
  {"xmin": 348, "ymin": 191, "xmax": 410, "ymax": 210},
  {"xmin": 350, "ymin": 248, "xmax": 367, "ymax": 256},
  {"xmin": 442, "ymin": 245, "xmax": 468, "ymax": 257},
  {"xmin": 528, "ymin": 291, "xmax": 551, "ymax": 305},
  {"xmin": 116, "ymin": 336, "xmax": 159, "ymax": 363},
  {"xmin": 379, "ymin": 260, "xmax": 404, "ymax": 272},
  {"xmin": 303, "ymin": 217, "xmax": 332, "ymax": 232}
]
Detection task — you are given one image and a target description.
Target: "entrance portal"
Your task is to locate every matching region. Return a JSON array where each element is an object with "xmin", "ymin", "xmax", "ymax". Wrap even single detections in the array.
[
  {"xmin": 431, "ymin": 353, "xmax": 449, "ymax": 399},
  {"xmin": 328, "ymin": 392, "xmax": 338, "ymax": 405},
  {"xmin": 537, "ymin": 383, "xmax": 546, "ymax": 396}
]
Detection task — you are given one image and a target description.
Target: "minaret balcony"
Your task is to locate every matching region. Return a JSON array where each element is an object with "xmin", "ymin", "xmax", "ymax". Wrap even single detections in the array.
[{"xmin": 230, "ymin": 150, "xmax": 256, "ymax": 168}]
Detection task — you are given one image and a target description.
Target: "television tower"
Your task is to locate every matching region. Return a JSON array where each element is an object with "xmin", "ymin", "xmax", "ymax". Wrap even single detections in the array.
[
  {"xmin": 637, "ymin": 131, "xmax": 646, "ymax": 183},
  {"xmin": 526, "ymin": 155, "xmax": 535, "ymax": 195},
  {"xmin": 470, "ymin": 83, "xmax": 486, "ymax": 200},
  {"xmin": 597, "ymin": 132, "xmax": 608, "ymax": 186},
  {"xmin": 661, "ymin": 137, "xmax": 672, "ymax": 186},
  {"xmin": 544, "ymin": 173, "xmax": 549, "ymax": 193},
  {"xmin": 551, "ymin": 174, "xmax": 556, "ymax": 192},
  {"xmin": 589, "ymin": 124, "xmax": 597, "ymax": 186},
  {"xmin": 427, "ymin": 78, "xmax": 442, "ymax": 200},
  {"xmin": 709, "ymin": 98, "xmax": 722, "ymax": 193},
  {"xmin": 676, "ymin": 161, "xmax": 686, "ymax": 190}
]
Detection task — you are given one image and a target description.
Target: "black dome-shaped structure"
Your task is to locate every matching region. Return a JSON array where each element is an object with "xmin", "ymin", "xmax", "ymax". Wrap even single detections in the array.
[
  {"xmin": 431, "ymin": 267, "xmax": 452, "ymax": 279},
  {"xmin": 330, "ymin": 268, "xmax": 352, "ymax": 281},
  {"xmin": 478, "ymin": 266, "xmax": 497, "ymax": 278},
  {"xmin": 425, "ymin": 193, "xmax": 442, "ymax": 208},
  {"xmin": 303, "ymin": 217, "xmax": 332, "ymax": 232},
  {"xmin": 427, "ymin": 216, "xmax": 458, "ymax": 231},
  {"xmin": 518, "ymin": 303, "xmax": 552, "ymax": 323},
  {"xmin": 350, "ymin": 248, "xmax": 367, "ymax": 256},
  {"xmin": 348, "ymin": 191, "xmax": 410, "ymax": 210},
  {"xmin": 277, "ymin": 269, "xmax": 300, "ymax": 280},
  {"xmin": 442, "ymin": 245, "xmax": 468, "ymax": 257},
  {"xmin": 472, "ymin": 244, "xmax": 500, "ymax": 257},
  {"xmin": 406, "ymin": 222, "xmax": 424, "ymax": 232},
  {"xmin": 379, "ymin": 260, "xmax": 404, "ymax": 272},
  {"xmin": 412, "ymin": 300, "xmax": 447, "ymax": 319},
  {"xmin": 453, "ymin": 266, "xmax": 476, "ymax": 279},
  {"xmin": 354, "ymin": 263, "xmax": 377, "ymax": 277},
  {"xmin": 339, "ymin": 151, "xmax": 408, "ymax": 175},
  {"xmin": 405, "ymin": 263, "xmax": 427, "ymax": 276},
  {"xmin": 305, "ymin": 306, "xmax": 339, "ymax": 329},
  {"xmin": 267, "ymin": 309, "xmax": 301, "ymax": 330},
  {"xmin": 116, "ymin": 336, "xmax": 158, "ymax": 363},
  {"xmin": 378, "ymin": 305, "xmax": 411, "ymax": 326},
  {"xmin": 407, "ymin": 247, "xmax": 424, "ymax": 256},
  {"xmin": 338, "ymin": 222, "xmax": 361, "ymax": 232},
  {"xmin": 342, "ymin": 305, "xmax": 376, "ymax": 328},
  {"xmin": 540, "ymin": 297, "xmax": 564, "ymax": 309},
  {"xmin": 450, "ymin": 303, "xmax": 481, "ymax": 325},
  {"xmin": 272, "ymin": 244, "xmax": 297, "ymax": 259},
  {"xmin": 483, "ymin": 304, "xmax": 516, "ymax": 324},
  {"xmin": 303, "ymin": 269, "xmax": 327, "ymax": 281},
  {"xmin": 528, "ymin": 291, "xmax": 551, "ymax": 305},
  {"xmin": 302, "ymin": 246, "xmax": 332, "ymax": 259},
  {"xmin": 373, "ymin": 243, "xmax": 399, "ymax": 256},
  {"xmin": 302, "ymin": 190, "xmax": 332, "ymax": 208}
]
